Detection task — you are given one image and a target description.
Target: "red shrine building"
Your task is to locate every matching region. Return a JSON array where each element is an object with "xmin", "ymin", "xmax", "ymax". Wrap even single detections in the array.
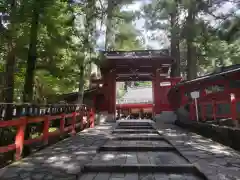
[
  {"xmin": 55, "ymin": 50, "xmax": 240, "ymax": 125},
  {"xmin": 89, "ymin": 50, "xmax": 181, "ymax": 121}
]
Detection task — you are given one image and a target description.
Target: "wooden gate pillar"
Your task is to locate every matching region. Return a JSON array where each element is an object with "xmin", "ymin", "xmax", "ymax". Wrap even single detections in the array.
[
  {"xmin": 153, "ymin": 69, "xmax": 161, "ymax": 115},
  {"xmin": 105, "ymin": 70, "xmax": 116, "ymax": 118}
]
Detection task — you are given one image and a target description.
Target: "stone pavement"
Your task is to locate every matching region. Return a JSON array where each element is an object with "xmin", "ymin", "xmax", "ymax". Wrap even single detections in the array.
[
  {"xmin": 1, "ymin": 119, "xmax": 240, "ymax": 180},
  {"xmin": 0, "ymin": 123, "xmax": 115, "ymax": 180},
  {"xmin": 78, "ymin": 120, "xmax": 206, "ymax": 180},
  {"xmin": 154, "ymin": 122, "xmax": 240, "ymax": 180}
]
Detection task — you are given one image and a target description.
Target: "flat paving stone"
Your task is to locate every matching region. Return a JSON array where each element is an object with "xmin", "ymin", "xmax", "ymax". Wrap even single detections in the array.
[
  {"xmin": 87, "ymin": 151, "xmax": 189, "ymax": 165},
  {"xmin": 102, "ymin": 140, "xmax": 172, "ymax": 148},
  {"xmin": 112, "ymin": 136, "xmax": 165, "ymax": 141},
  {"xmin": 117, "ymin": 122, "xmax": 152, "ymax": 127},
  {"xmin": 155, "ymin": 122, "xmax": 240, "ymax": 180},
  {"xmin": 113, "ymin": 133, "xmax": 161, "ymax": 139},
  {"xmin": 115, "ymin": 126, "xmax": 154, "ymax": 129},
  {"xmin": 112, "ymin": 129, "xmax": 158, "ymax": 134},
  {"xmin": 78, "ymin": 172, "xmax": 203, "ymax": 180},
  {"xmin": 0, "ymin": 123, "xmax": 114, "ymax": 180}
]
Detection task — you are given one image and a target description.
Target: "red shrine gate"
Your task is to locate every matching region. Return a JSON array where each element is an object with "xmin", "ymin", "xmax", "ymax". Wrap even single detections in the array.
[{"xmin": 91, "ymin": 50, "xmax": 181, "ymax": 120}]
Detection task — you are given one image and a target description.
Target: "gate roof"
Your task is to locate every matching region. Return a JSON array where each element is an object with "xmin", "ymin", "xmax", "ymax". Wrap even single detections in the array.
[{"xmin": 99, "ymin": 50, "xmax": 174, "ymax": 81}]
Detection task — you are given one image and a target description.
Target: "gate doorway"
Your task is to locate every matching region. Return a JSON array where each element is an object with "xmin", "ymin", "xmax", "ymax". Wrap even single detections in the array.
[{"xmin": 116, "ymin": 81, "xmax": 153, "ymax": 120}]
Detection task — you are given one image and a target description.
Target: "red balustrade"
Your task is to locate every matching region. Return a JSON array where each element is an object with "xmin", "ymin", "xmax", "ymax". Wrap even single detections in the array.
[{"xmin": 0, "ymin": 104, "xmax": 95, "ymax": 160}]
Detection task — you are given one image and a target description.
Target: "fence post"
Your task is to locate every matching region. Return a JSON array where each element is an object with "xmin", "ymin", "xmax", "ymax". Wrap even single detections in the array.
[
  {"xmin": 87, "ymin": 108, "xmax": 90, "ymax": 128},
  {"xmin": 189, "ymin": 102, "xmax": 195, "ymax": 120},
  {"xmin": 230, "ymin": 93, "xmax": 238, "ymax": 127},
  {"xmin": 15, "ymin": 116, "xmax": 26, "ymax": 160},
  {"xmin": 212, "ymin": 100, "xmax": 216, "ymax": 121},
  {"xmin": 43, "ymin": 114, "xmax": 50, "ymax": 145},
  {"xmin": 60, "ymin": 113, "xmax": 65, "ymax": 133},
  {"xmin": 201, "ymin": 104, "xmax": 206, "ymax": 121},
  {"xmin": 90, "ymin": 108, "xmax": 95, "ymax": 128},
  {"xmin": 71, "ymin": 111, "xmax": 76, "ymax": 135}
]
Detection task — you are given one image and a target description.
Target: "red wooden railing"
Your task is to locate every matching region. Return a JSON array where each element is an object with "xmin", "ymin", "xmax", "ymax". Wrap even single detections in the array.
[{"xmin": 0, "ymin": 104, "xmax": 95, "ymax": 160}]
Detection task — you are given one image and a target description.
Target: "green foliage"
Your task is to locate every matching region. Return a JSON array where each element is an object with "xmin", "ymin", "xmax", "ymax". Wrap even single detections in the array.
[
  {"xmin": 134, "ymin": 81, "xmax": 152, "ymax": 87},
  {"xmin": 0, "ymin": 0, "xmax": 144, "ymax": 104},
  {"xmin": 141, "ymin": 0, "xmax": 240, "ymax": 77}
]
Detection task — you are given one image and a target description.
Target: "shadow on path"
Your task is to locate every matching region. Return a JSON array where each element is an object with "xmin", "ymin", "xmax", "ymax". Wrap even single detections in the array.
[{"xmin": 0, "ymin": 124, "xmax": 114, "ymax": 180}]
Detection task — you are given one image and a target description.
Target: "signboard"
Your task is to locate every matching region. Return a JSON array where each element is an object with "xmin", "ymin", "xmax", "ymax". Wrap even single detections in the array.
[
  {"xmin": 190, "ymin": 91, "xmax": 200, "ymax": 121},
  {"xmin": 160, "ymin": 82, "xmax": 171, "ymax": 87},
  {"xmin": 190, "ymin": 91, "xmax": 200, "ymax": 99}
]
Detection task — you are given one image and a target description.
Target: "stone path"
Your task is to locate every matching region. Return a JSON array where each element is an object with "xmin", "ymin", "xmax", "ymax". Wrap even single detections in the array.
[
  {"xmin": 0, "ymin": 123, "xmax": 114, "ymax": 180},
  {"xmin": 155, "ymin": 122, "xmax": 240, "ymax": 180},
  {"xmin": 103, "ymin": 140, "xmax": 172, "ymax": 147},
  {"xmin": 78, "ymin": 172, "xmax": 202, "ymax": 180},
  {"xmin": 1, "ymin": 119, "xmax": 240, "ymax": 180},
  {"xmin": 78, "ymin": 120, "xmax": 206, "ymax": 180}
]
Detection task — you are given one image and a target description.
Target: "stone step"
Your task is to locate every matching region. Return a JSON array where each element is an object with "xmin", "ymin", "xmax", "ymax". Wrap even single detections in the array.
[
  {"xmin": 103, "ymin": 140, "xmax": 172, "ymax": 148},
  {"xmin": 115, "ymin": 126, "xmax": 154, "ymax": 129},
  {"xmin": 113, "ymin": 133, "xmax": 162, "ymax": 139},
  {"xmin": 83, "ymin": 164, "xmax": 196, "ymax": 173},
  {"xmin": 98, "ymin": 146, "xmax": 175, "ymax": 152},
  {"xmin": 112, "ymin": 129, "xmax": 158, "ymax": 134},
  {"xmin": 78, "ymin": 172, "xmax": 205, "ymax": 180},
  {"xmin": 88, "ymin": 151, "xmax": 189, "ymax": 166},
  {"xmin": 118, "ymin": 122, "xmax": 151, "ymax": 126},
  {"xmin": 113, "ymin": 136, "xmax": 165, "ymax": 141}
]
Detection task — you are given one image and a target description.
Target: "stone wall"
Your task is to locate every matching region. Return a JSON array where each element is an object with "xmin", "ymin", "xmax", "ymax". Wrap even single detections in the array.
[
  {"xmin": 175, "ymin": 119, "xmax": 240, "ymax": 151},
  {"xmin": 154, "ymin": 111, "xmax": 177, "ymax": 124}
]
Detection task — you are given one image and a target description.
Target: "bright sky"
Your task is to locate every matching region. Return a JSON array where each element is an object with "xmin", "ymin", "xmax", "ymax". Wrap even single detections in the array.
[{"xmin": 97, "ymin": 0, "xmax": 237, "ymax": 50}]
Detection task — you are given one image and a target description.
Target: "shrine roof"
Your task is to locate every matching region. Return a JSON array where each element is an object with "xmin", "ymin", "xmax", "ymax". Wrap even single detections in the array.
[
  {"xmin": 100, "ymin": 49, "xmax": 174, "ymax": 69},
  {"xmin": 102, "ymin": 49, "xmax": 170, "ymax": 59},
  {"xmin": 173, "ymin": 65, "xmax": 240, "ymax": 90},
  {"xmin": 99, "ymin": 49, "xmax": 174, "ymax": 80}
]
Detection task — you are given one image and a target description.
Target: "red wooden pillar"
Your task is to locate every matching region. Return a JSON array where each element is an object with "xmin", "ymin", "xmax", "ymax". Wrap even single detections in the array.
[
  {"xmin": 153, "ymin": 69, "xmax": 161, "ymax": 114},
  {"xmin": 43, "ymin": 115, "xmax": 50, "ymax": 145},
  {"xmin": 107, "ymin": 70, "xmax": 116, "ymax": 117},
  {"xmin": 200, "ymin": 90, "xmax": 206, "ymax": 121},
  {"xmin": 111, "ymin": 75, "xmax": 116, "ymax": 116},
  {"xmin": 89, "ymin": 108, "xmax": 95, "ymax": 128},
  {"xmin": 230, "ymin": 93, "xmax": 238, "ymax": 126},
  {"xmin": 60, "ymin": 114, "xmax": 65, "ymax": 133},
  {"xmin": 71, "ymin": 111, "xmax": 76, "ymax": 135},
  {"xmin": 189, "ymin": 102, "xmax": 195, "ymax": 120},
  {"xmin": 152, "ymin": 77, "xmax": 156, "ymax": 116},
  {"xmin": 212, "ymin": 100, "xmax": 216, "ymax": 121},
  {"xmin": 201, "ymin": 104, "xmax": 206, "ymax": 121},
  {"xmin": 80, "ymin": 107, "xmax": 84, "ymax": 130},
  {"xmin": 15, "ymin": 117, "xmax": 27, "ymax": 160}
]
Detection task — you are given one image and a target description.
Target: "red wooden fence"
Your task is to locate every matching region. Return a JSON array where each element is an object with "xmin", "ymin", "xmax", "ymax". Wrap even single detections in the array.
[{"xmin": 0, "ymin": 104, "xmax": 95, "ymax": 160}]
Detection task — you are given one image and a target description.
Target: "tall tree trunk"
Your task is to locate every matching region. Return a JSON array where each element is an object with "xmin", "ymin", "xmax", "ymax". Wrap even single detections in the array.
[
  {"xmin": 23, "ymin": 1, "xmax": 41, "ymax": 103},
  {"xmin": 22, "ymin": 0, "xmax": 41, "ymax": 156},
  {"xmin": 78, "ymin": 65, "xmax": 85, "ymax": 104},
  {"xmin": 170, "ymin": 4, "xmax": 180, "ymax": 77},
  {"xmin": 186, "ymin": 3, "xmax": 197, "ymax": 80},
  {"xmin": 4, "ymin": 0, "xmax": 17, "ymax": 120},
  {"xmin": 77, "ymin": 0, "xmax": 95, "ymax": 104},
  {"xmin": 105, "ymin": 0, "xmax": 115, "ymax": 50}
]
